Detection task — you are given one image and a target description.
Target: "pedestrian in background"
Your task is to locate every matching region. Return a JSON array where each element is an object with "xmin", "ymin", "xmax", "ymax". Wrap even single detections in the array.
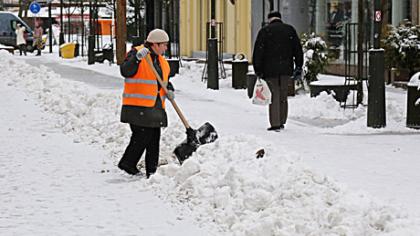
[
  {"xmin": 118, "ymin": 29, "xmax": 175, "ymax": 178},
  {"xmin": 15, "ymin": 23, "xmax": 27, "ymax": 56},
  {"xmin": 252, "ymin": 11, "xmax": 303, "ymax": 131},
  {"xmin": 33, "ymin": 24, "xmax": 43, "ymax": 56}
]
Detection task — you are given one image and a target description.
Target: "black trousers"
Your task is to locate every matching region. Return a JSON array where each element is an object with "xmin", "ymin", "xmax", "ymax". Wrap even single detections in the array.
[
  {"xmin": 18, "ymin": 44, "xmax": 27, "ymax": 56},
  {"xmin": 120, "ymin": 124, "xmax": 161, "ymax": 176}
]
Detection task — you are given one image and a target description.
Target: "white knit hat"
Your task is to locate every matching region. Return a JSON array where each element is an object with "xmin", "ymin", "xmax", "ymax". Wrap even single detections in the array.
[{"xmin": 146, "ymin": 29, "xmax": 169, "ymax": 43}]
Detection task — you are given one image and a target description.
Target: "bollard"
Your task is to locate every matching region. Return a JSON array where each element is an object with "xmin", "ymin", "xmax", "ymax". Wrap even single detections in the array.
[
  {"xmin": 367, "ymin": 49, "xmax": 386, "ymax": 128},
  {"xmin": 232, "ymin": 58, "xmax": 248, "ymax": 89},
  {"xmin": 74, "ymin": 42, "xmax": 79, "ymax": 57},
  {"xmin": 88, "ymin": 35, "xmax": 95, "ymax": 65}
]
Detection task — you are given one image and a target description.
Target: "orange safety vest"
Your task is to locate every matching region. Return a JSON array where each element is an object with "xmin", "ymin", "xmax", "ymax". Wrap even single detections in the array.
[{"xmin": 122, "ymin": 45, "xmax": 170, "ymax": 109}]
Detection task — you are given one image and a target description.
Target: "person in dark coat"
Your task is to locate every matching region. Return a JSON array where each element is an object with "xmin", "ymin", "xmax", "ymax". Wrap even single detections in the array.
[
  {"xmin": 118, "ymin": 29, "xmax": 174, "ymax": 178},
  {"xmin": 252, "ymin": 11, "xmax": 303, "ymax": 131}
]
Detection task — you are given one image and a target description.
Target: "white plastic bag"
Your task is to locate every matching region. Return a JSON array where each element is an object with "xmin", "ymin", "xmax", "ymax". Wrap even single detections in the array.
[{"xmin": 252, "ymin": 78, "xmax": 272, "ymax": 105}]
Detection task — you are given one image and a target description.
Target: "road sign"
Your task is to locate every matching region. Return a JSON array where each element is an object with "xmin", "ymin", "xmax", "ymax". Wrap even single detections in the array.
[{"xmin": 29, "ymin": 1, "xmax": 41, "ymax": 14}]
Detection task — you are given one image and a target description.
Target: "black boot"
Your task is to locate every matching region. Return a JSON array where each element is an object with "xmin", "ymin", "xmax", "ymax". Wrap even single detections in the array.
[{"xmin": 118, "ymin": 161, "xmax": 140, "ymax": 175}]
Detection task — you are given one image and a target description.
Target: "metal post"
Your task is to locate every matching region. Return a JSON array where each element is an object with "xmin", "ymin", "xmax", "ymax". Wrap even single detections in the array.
[
  {"xmin": 368, "ymin": 49, "xmax": 386, "ymax": 128},
  {"xmin": 48, "ymin": 1, "xmax": 52, "ymax": 53},
  {"xmin": 207, "ymin": 0, "xmax": 218, "ymax": 89},
  {"xmin": 88, "ymin": 35, "xmax": 95, "ymax": 64},
  {"xmin": 88, "ymin": 1, "xmax": 94, "ymax": 64},
  {"xmin": 81, "ymin": 0, "xmax": 84, "ymax": 57},
  {"xmin": 210, "ymin": 0, "xmax": 216, "ymax": 38},
  {"xmin": 367, "ymin": 0, "xmax": 386, "ymax": 128},
  {"xmin": 262, "ymin": 0, "xmax": 265, "ymax": 27},
  {"xmin": 134, "ymin": 0, "xmax": 139, "ymax": 36},
  {"xmin": 59, "ymin": 0, "xmax": 64, "ymax": 47},
  {"xmin": 373, "ymin": 0, "xmax": 381, "ymax": 49},
  {"xmin": 145, "ymin": 0, "xmax": 154, "ymax": 34},
  {"xmin": 207, "ymin": 38, "xmax": 219, "ymax": 89},
  {"xmin": 67, "ymin": 1, "xmax": 71, "ymax": 43},
  {"xmin": 357, "ymin": 0, "xmax": 364, "ymax": 105}
]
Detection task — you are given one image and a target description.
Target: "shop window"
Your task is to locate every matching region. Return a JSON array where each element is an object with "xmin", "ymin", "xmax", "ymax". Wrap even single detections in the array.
[{"xmin": 326, "ymin": 0, "xmax": 352, "ymax": 48}]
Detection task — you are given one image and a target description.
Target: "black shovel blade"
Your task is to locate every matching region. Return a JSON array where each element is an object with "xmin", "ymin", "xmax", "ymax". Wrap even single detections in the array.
[{"xmin": 173, "ymin": 122, "xmax": 218, "ymax": 164}]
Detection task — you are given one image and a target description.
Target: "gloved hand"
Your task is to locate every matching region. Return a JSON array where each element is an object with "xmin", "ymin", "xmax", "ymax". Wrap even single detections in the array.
[
  {"xmin": 292, "ymin": 67, "xmax": 302, "ymax": 81},
  {"xmin": 136, "ymin": 47, "xmax": 149, "ymax": 60},
  {"xmin": 166, "ymin": 90, "xmax": 175, "ymax": 100},
  {"xmin": 186, "ymin": 127, "xmax": 198, "ymax": 144},
  {"xmin": 167, "ymin": 81, "xmax": 175, "ymax": 91}
]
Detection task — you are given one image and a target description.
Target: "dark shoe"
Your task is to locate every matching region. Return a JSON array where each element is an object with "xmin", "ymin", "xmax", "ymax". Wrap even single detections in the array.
[
  {"xmin": 118, "ymin": 162, "xmax": 140, "ymax": 175},
  {"xmin": 146, "ymin": 172, "xmax": 154, "ymax": 179},
  {"xmin": 267, "ymin": 125, "xmax": 285, "ymax": 131},
  {"xmin": 267, "ymin": 126, "xmax": 281, "ymax": 131}
]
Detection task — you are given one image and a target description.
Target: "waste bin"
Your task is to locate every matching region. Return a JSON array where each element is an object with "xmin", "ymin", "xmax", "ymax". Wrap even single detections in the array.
[
  {"xmin": 247, "ymin": 72, "xmax": 257, "ymax": 98},
  {"xmin": 232, "ymin": 58, "xmax": 248, "ymax": 89},
  {"xmin": 406, "ymin": 72, "xmax": 420, "ymax": 129},
  {"xmin": 60, "ymin": 43, "xmax": 76, "ymax": 59}
]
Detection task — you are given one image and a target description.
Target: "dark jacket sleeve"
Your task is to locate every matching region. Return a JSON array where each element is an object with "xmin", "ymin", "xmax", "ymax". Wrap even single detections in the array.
[
  {"xmin": 292, "ymin": 28, "xmax": 304, "ymax": 69},
  {"xmin": 252, "ymin": 29, "xmax": 265, "ymax": 78},
  {"xmin": 120, "ymin": 48, "xmax": 140, "ymax": 78}
]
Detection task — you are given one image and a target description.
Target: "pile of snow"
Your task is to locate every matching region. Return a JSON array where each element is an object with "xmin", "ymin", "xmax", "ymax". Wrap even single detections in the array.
[{"xmin": 1, "ymin": 51, "xmax": 419, "ymax": 235}]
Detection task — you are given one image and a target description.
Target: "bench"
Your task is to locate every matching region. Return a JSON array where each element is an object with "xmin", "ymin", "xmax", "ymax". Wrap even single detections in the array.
[{"xmin": 309, "ymin": 80, "xmax": 358, "ymax": 102}]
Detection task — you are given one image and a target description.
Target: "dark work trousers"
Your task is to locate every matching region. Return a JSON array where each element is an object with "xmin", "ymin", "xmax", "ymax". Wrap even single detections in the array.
[
  {"xmin": 266, "ymin": 76, "xmax": 289, "ymax": 127},
  {"xmin": 120, "ymin": 124, "xmax": 161, "ymax": 176}
]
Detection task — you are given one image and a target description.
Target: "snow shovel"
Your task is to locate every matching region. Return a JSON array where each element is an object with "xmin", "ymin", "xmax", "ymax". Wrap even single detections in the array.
[{"xmin": 145, "ymin": 56, "xmax": 218, "ymax": 164}]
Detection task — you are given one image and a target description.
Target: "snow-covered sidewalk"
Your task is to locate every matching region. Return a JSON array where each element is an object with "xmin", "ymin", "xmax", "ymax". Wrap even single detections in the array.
[
  {"xmin": 0, "ymin": 60, "xmax": 214, "ymax": 235},
  {"xmin": 1, "ymin": 50, "xmax": 420, "ymax": 235}
]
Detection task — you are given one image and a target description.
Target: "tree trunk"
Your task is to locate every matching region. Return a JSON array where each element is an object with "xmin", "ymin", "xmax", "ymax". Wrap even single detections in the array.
[
  {"xmin": 116, "ymin": 0, "xmax": 127, "ymax": 65},
  {"xmin": 18, "ymin": 0, "xmax": 24, "ymax": 18}
]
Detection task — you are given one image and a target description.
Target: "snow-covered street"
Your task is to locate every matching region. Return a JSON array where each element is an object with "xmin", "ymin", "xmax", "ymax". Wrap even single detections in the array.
[{"xmin": 1, "ymin": 50, "xmax": 420, "ymax": 235}]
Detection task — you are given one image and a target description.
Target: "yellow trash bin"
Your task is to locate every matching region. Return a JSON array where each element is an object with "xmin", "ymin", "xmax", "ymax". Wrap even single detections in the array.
[{"xmin": 60, "ymin": 43, "xmax": 76, "ymax": 59}]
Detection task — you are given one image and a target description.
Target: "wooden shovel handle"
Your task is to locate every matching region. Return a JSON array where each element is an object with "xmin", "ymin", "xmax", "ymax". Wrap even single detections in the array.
[{"xmin": 144, "ymin": 55, "xmax": 191, "ymax": 129}]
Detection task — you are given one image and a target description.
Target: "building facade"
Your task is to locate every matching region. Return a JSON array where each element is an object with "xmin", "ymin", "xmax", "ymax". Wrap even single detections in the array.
[{"xmin": 178, "ymin": 0, "xmax": 419, "ymax": 61}]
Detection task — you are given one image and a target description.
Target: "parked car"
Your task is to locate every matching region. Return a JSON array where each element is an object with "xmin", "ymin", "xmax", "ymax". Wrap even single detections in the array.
[{"xmin": 0, "ymin": 11, "xmax": 35, "ymax": 52}]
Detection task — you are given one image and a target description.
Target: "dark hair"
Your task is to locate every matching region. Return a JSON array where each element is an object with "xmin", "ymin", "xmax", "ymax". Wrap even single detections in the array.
[
  {"xmin": 144, "ymin": 41, "xmax": 152, "ymax": 48},
  {"xmin": 144, "ymin": 41, "xmax": 167, "ymax": 47},
  {"xmin": 267, "ymin": 11, "xmax": 281, "ymax": 19}
]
